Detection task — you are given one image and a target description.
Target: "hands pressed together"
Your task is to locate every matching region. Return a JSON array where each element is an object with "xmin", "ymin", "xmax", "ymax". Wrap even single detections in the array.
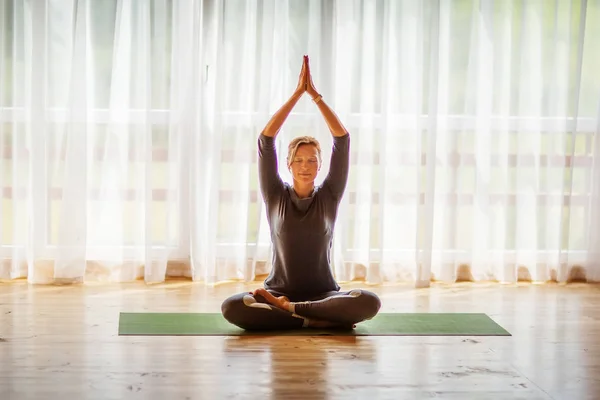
[
  {"xmin": 295, "ymin": 55, "xmax": 321, "ymax": 102},
  {"xmin": 260, "ymin": 55, "xmax": 345, "ymax": 138}
]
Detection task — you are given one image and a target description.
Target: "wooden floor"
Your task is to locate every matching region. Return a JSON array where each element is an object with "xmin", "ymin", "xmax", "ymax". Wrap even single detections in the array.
[{"xmin": 0, "ymin": 280, "xmax": 599, "ymax": 400}]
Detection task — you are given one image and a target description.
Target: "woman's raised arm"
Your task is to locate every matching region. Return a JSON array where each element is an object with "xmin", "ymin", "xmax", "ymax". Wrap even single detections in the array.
[
  {"xmin": 261, "ymin": 58, "xmax": 308, "ymax": 138},
  {"xmin": 304, "ymin": 56, "xmax": 349, "ymax": 138},
  {"xmin": 258, "ymin": 58, "xmax": 308, "ymax": 201},
  {"xmin": 303, "ymin": 56, "xmax": 350, "ymax": 198}
]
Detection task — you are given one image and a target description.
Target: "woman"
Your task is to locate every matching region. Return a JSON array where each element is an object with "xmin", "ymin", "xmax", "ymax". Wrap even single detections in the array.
[{"xmin": 221, "ymin": 55, "xmax": 381, "ymax": 330}]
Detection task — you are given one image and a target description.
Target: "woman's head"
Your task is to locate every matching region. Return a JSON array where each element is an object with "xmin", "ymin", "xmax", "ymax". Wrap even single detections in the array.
[{"xmin": 287, "ymin": 136, "xmax": 322, "ymax": 185}]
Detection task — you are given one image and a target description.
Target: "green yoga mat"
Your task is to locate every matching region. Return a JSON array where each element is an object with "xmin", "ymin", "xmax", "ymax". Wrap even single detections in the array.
[{"xmin": 118, "ymin": 312, "xmax": 511, "ymax": 336}]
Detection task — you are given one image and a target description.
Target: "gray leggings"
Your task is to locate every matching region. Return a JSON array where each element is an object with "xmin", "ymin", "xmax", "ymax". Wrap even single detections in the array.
[{"xmin": 221, "ymin": 289, "xmax": 381, "ymax": 330}]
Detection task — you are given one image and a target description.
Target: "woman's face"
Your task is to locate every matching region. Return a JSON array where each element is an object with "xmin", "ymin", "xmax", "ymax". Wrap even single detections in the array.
[{"xmin": 289, "ymin": 144, "xmax": 320, "ymax": 185}]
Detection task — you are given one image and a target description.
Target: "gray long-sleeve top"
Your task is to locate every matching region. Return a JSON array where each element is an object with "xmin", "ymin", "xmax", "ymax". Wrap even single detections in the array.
[{"xmin": 257, "ymin": 133, "xmax": 350, "ymax": 297}]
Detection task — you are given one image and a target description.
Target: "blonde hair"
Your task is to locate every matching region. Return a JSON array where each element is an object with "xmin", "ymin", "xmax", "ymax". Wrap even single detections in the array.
[{"xmin": 287, "ymin": 136, "xmax": 322, "ymax": 168}]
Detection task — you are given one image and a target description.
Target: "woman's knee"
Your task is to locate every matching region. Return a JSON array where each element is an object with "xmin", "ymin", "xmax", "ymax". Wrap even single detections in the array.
[
  {"xmin": 221, "ymin": 293, "xmax": 247, "ymax": 324},
  {"xmin": 221, "ymin": 292, "xmax": 273, "ymax": 330},
  {"xmin": 354, "ymin": 289, "xmax": 381, "ymax": 319}
]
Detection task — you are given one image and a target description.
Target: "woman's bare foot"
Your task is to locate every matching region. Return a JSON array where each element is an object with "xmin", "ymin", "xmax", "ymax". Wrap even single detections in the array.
[
  {"xmin": 251, "ymin": 288, "xmax": 356, "ymax": 330},
  {"xmin": 253, "ymin": 288, "xmax": 291, "ymax": 312}
]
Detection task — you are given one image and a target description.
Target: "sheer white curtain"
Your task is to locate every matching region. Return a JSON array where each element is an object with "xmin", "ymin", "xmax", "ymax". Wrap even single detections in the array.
[{"xmin": 1, "ymin": 0, "xmax": 599, "ymax": 286}]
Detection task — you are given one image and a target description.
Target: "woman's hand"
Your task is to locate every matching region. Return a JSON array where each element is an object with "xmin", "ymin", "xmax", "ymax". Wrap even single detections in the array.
[
  {"xmin": 294, "ymin": 56, "xmax": 308, "ymax": 95},
  {"xmin": 293, "ymin": 55, "xmax": 319, "ymax": 98},
  {"xmin": 304, "ymin": 55, "xmax": 320, "ymax": 99}
]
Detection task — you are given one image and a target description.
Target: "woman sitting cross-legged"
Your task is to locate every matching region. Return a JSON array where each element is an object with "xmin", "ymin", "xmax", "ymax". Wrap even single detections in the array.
[{"xmin": 221, "ymin": 55, "xmax": 381, "ymax": 330}]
